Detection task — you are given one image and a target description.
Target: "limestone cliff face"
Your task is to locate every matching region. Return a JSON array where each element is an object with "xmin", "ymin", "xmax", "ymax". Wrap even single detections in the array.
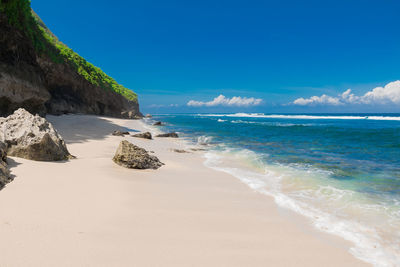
[
  {"xmin": 37, "ymin": 56, "xmax": 141, "ymax": 118},
  {"xmin": 0, "ymin": 7, "xmax": 141, "ymax": 118}
]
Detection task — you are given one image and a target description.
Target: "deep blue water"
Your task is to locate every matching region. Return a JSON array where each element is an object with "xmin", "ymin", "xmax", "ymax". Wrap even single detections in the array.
[{"xmin": 146, "ymin": 113, "xmax": 400, "ymax": 265}]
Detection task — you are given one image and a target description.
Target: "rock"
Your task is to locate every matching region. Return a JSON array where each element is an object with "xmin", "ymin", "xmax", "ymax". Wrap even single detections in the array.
[
  {"xmin": 112, "ymin": 140, "xmax": 163, "ymax": 169},
  {"xmin": 0, "ymin": 108, "xmax": 73, "ymax": 161},
  {"xmin": 145, "ymin": 114, "xmax": 152, "ymax": 118},
  {"xmin": 132, "ymin": 132, "xmax": 152, "ymax": 140},
  {"xmin": 172, "ymin": 149, "xmax": 189, "ymax": 153},
  {"xmin": 190, "ymin": 148, "xmax": 207, "ymax": 152},
  {"xmin": 112, "ymin": 130, "xmax": 130, "ymax": 136},
  {"xmin": 0, "ymin": 141, "xmax": 10, "ymax": 188},
  {"xmin": 156, "ymin": 132, "xmax": 178, "ymax": 138},
  {"xmin": 121, "ymin": 111, "xmax": 142, "ymax": 119},
  {"xmin": 153, "ymin": 121, "xmax": 164, "ymax": 126}
]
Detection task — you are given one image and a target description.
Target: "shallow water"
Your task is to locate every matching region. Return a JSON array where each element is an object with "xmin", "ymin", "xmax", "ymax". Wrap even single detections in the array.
[{"xmin": 146, "ymin": 113, "xmax": 400, "ymax": 266}]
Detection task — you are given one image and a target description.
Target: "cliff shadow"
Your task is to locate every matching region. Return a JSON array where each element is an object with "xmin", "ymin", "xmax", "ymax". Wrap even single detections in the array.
[{"xmin": 46, "ymin": 114, "xmax": 140, "ymax": 144}]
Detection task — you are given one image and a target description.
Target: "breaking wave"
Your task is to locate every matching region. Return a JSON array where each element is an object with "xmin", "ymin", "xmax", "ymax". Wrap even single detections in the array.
[{"xmin": 199, "ymin": 113, "xmax": 400, "ymax": 121}]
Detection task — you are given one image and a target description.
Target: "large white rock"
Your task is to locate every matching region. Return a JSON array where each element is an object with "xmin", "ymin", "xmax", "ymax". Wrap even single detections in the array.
[{"xmin": 0, "ymin": 108, "xmax": 72, "ymax": 161}]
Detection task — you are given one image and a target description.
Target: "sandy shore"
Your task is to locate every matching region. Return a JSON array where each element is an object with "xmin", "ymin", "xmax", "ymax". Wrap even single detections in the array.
[{"xmin": 0, "ymin": 115, "xmax": 368, "ymax": 266}]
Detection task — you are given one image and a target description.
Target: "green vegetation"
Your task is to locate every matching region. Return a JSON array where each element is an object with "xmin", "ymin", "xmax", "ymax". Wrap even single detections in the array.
[{"xmin": 0, "ymin": 0, "xmax": 137, "ymax": 102}]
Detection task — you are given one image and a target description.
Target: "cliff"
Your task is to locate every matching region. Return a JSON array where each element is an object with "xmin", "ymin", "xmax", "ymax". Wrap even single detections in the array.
[{"xmin": 0, "ymin": 0, "xmax": 142, "ymax": 118}]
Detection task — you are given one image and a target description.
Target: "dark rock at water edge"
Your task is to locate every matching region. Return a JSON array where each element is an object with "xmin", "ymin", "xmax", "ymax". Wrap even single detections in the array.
[
  {"xmin": 156, "ymin": 132, "xmax": 179, "ymax": 138},
  {"xmin": 112, "ymin": 140, "xmax": 163, "ymax": 169},
  {"xmin": 112, "ymin": 130, "xmax": 130, "ymax": 136},
  {"xmin": 172, "ymin": 149, "xmax": 189, "ymax": 153},
  {"xmin": 132, "ymin": 132, "xmax": 152, "ymax": 139},
  {"xmin": 0, "ymin": 141, "xmax": 10, "ymax": 188},
  {"xmin": 0, "ymin": 108, "xmax": 73, "ymax": 161},
  {"xmin": 153, "ymin": 121, "xmax": 164, "ymax": 126}
]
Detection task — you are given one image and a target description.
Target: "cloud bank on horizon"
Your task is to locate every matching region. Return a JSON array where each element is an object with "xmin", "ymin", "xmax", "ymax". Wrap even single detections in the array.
[
  {"xmin": 293, "ymin": 80, "xmax": 400, "ymax": 106},
  {"xmin": 187, "ymin": 94, "xmax": 263, "ymax": 107},
  {"xmin": 147, "ymin": 81, "xmax": 400, "ymax": 111}
]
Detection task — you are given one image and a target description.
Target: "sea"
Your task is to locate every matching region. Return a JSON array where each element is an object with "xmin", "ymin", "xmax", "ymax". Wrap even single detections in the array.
[{"xmin": 144, "ymin": 113, "xmax": 400, "ymax": 266}]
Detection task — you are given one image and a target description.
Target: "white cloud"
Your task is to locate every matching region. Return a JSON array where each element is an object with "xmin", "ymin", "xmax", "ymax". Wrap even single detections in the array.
[
  {"xmin": 187, "ymin": 95, "xmax": 263, "ymax": 107},
  {"xmin": 292, "ymin": 80, "xmax": 400, "ymax": 106},
  {"xmin": 293, "ymin": 94, "xmax": 342, "ymax": 106},
  {"xmin": 361, "ymin": 81, "xmax": 400, "ymax": 104}
]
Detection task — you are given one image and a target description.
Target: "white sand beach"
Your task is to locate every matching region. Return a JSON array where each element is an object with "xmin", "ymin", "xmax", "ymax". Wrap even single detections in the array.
[{"xmin": 0, "ymin": 115, "xmax": 368, "ymax": 266}]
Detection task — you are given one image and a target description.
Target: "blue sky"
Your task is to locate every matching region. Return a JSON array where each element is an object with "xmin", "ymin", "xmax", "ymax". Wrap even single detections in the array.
[{"xmin": 32, "ymin": 0, "xmax": 400, "ymax": 113}]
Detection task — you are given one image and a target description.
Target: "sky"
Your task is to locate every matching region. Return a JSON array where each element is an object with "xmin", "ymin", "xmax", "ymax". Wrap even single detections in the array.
[{"xmin": 32, "ymin": 0, "xmax": 400, "ymax": 114}]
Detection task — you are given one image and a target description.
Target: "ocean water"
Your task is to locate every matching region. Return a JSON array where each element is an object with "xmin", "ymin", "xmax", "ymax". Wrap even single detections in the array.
[{"xmin": 145, "ymin": 113, "xmax": 400, "ymax": 266}]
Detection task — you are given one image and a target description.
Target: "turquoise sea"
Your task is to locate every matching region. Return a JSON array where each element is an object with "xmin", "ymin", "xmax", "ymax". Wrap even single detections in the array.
[{"xmin": 146, "ymin": 113, "xmax": 400, "ymax": 266}]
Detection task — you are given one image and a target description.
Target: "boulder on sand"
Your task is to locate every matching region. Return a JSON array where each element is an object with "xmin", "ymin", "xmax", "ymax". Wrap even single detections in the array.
[
  {"xmin": 0, "ymin": 108, "xmax": 73, "ymax": 161},
  {"xmin": 172, "ymin": 149, "xmax": 189, "ymax": 153},
  {"xmin": 156, "ymin": 132, "xmax": 178, "ymax": 138},
  {"xmin": 0, "ymin": 141, "xmax": 10, "ymax": 188},
  {"xmin": 121, "ymin": 111, "xmax": 142, "ymax": 120},
  {"xmin": 112, "ymin": 130, "xmax": 130, "ymax": 136},
  {"xmin": 112, "ymin": 140, "xmax": 163, "ymax": 169},
  {"xmin": 132, "ymin": 132, "xmax": 152, "ymax": 140}
]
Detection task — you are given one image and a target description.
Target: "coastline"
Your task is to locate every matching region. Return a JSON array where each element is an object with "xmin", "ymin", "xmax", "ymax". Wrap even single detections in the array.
[{"xmin": 0, "ymin": 114, "xmax": 368, "ymax": 266}]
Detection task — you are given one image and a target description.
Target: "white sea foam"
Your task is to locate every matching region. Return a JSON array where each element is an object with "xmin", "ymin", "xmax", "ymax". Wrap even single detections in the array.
[
  {"xmin": 230, "ymin": 120, "xmax": 314, "ymax": 127},
  {"xmin": 199, "ymin": 113, "xmax": 400, "ymax": 121},
  {"xmin": 197, "ymin": 135, "xmax": 213, "ymax": 145},
  {"xmin": 217, "ymin": 119, "xmax": 227, "ymax": 122},
  {"xmin": 367, "ymin": 116, "xmax": 400, "ymax": 121},
  {"xmin": 141, "ymin": 118, "xmax": 164, "ymax": 135},
  {"xmin": 203, "ymin": 149, "xmax": 400, "ymax": 266}
]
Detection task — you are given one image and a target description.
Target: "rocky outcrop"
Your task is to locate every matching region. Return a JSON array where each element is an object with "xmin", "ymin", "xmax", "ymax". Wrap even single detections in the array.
[
  {"xmin": 0, "ymin": 141, "xmax": 10, "ymax": 188},
  {"xmin": 0, "ymin": 108, "xmax": 73, "ymax": 161},
  {"xmin": 145, "ymin": 114, "xmax": 152, "ymax": 118},
  {"xmin": 112, "ymin": 130, "xmax": 130, "ymax": 136},
  {"xmin": 0, "ymin": 9, "xmax": 142, "ymax": 119},
  {"xmin": 190, "ymin": 148, "xmax": 207, "ymax": 151},
  {"xmin": 153, "ymin": 121, "xmax": 164, "ymax": 126},
  {"xmin": 112, "ymin": 140, "xmax": 163, "ymax": 169},
  {"xmin": 132, "ymin": 132, "xmax": 152, "ymax": 140},
  {"xmin": 156, "ymin": 132, "xmax": 179, "ymax": 138},
  {"xmin": 121, "ymin": 110, "xmax": 141, "ymax": 119}
]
